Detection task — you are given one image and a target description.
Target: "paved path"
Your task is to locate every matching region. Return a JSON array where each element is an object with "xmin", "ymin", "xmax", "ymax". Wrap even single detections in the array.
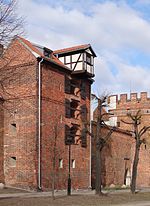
[
  {"xmin": 0, "ymin": 189, "xmax": 94, "ymax": 198},
  {"xmin": 0, "ymin": 188, "xmax": 150, "ymax": 199},
  {"xmin": 118, "ymin": 201, "xmax": 150, "ymax": 206}
]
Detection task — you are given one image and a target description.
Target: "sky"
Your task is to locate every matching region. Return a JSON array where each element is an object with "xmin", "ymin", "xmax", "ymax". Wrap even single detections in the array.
[{"xmin": 18, "ymin": 0, "xmax": 150, "ymax": 96}]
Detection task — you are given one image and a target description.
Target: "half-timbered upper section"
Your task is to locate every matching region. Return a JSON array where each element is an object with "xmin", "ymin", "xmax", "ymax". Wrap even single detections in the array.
[
  {"xmin": 54, "ymin": 44, "xmax": 96, "ymax": 77},
  {"xmin": 11, "ymin": 37, "xmax": 96, "ymax": 78}
]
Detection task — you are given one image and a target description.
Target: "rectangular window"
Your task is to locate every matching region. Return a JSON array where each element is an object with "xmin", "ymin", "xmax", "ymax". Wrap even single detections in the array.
[
  {"xmin": 81, "ymin": 104, "xmax": 87, "ymax": 121},
  {"xmin": 10, "ymin": 123, "xmax": 17, "ymax": 135},
  {"xmin": 81, "ymin": 128, "xmax": 87, "ymax": 148},
  {"xmin": 59, "ymin": 159, "xmax": 63, "ymax": 168},
  {"xmin": 117, "ymin": 122, "xmax": 120, "ymax": 127},
  {"xmin": 65, "ymin": 99, "xmax": 71, "ymax": 118},
  {"xmin": 9, "ymin": 157, "xmax": 16, "ymax": 167},
  {"xmin": 72, "ymin": 159, "xmax": 75, "ymax": 168},
  {"xmin": 86, "ymin": 53, "xmax": 91, "ymax": 64},
  {"xmin": 44, "ymin": 51, "xmax": 50, "ymax": 57},
  {"xmin": 81, "ymin": 81, "xmax": 86, "ymax": 99}
]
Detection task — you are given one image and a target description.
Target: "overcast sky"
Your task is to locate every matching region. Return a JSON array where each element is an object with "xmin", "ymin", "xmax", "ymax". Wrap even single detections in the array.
[{"xmin": 18, "ymin": 0, "xmax": 150, "ymax": 96}]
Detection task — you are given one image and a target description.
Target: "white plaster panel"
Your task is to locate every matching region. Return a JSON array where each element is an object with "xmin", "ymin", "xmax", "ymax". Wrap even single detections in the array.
[
  {"xmin": 109, "ymin": 96, "xmax": 117, "ymax": 109},
  {"xmin": 108, "ymin": 116, "xmax": 117, "ymax": 126},
  {"xmin": 66, "ymin": 55, "xmax": 71, "ymax": 63},
  {"xmin": 74, "ymin": 62, "xmax": 82, "ymax": 71},
  {"xmin": 86, "ymin": 49, "xmax": 92, "ymax": 55},
  {"xmin": 59, "ymin": 57, "xmax": 64, "ymax": 63},
  {"xmin": 72, "ymin": 53, "xmax": 81, "ymax": 62}
]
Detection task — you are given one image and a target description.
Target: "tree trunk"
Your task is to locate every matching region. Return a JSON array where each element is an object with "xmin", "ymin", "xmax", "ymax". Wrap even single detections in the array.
[
  {"xmin": 95, "ymin": 146, "xmax": 101, "ymax": 194},
  {"xmin": 52, "ymin": 171, "xmax": 55, "ymax": 200},
  {"xmin": 95, "ymin": 99, "xmax": 103, "ymax": 195},
  {"xmin": 131, "ymin": 142, "xmax": 140, "ymax": 194}
]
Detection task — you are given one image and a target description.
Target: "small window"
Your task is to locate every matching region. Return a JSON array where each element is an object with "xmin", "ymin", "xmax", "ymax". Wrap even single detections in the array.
[
  {"xmin": 59, "ymin": 84, "xmax": 62, "ymax": 91},
  {"xmin": 81, "ymin": 128, "xmax": 87, "ymax": 147},
  {"xmin": 65, "ymin": 99, "xmax": 71, "ymax": 118},
  {"xmin": 72, "ymin": 159, "xmax": 75, "ymax": 168},
  {"xmin": 44, "ymin": 50, "xmax": 51, "ymax": 57},
  {"xmin": 10, "ymin": 123, "xmax": 17, "ymax": 135},
  {"xmin": 60, "ymin": 115, "xmax": 63, "ymax": 123},
  {"xmin": 117, "ymin": 122, "xmax": 120, "ymax": 127},
  {"xmin": 81, "ymin": 81, "xmax": 86, "ymax": 99},
  {"xmin": 59, "ymin": 159, "xmax": 63, "ymax": 168},
  {"xmin": 9, "ymin": 157, "xmax": 16, "ymax": 167},
  {"xmin": 86, "ymin": 53, "xmax": 91, "ymax": 65},
  {"xmin": 81, "ymin": 104, "xmax": 87, "ymax": 121}
]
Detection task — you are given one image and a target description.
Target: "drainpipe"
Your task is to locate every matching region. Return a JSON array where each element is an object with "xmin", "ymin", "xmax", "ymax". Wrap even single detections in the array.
[
  {"xmin": 38, "ymin": 58, "xmax": 43, "ymax": 190},
  {"xmin": 89, "ymin": 93, "xmax": 92, "ymax": 189}
]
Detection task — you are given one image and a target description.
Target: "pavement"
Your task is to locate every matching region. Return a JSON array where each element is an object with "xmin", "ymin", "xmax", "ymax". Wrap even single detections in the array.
[
  {"xmin": 0, "ymin": 189, "xmax": 93, "ymax": 198},
  {"xmin": 119, "ymin": 202, "xmax": 150, "ymax": 206},
  {"xmin": 1, "ymin": 188, "xmax": 150, "ymax": 206},
  {"xmin": 0, "ymin": 187, "xmax": 150, "ymax": 199}
]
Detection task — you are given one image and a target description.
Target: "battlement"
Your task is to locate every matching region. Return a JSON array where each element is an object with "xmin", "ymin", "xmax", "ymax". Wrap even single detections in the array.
[{"xmin": 108, "ymin": 92, "xmax": 150, "ymax": 109}]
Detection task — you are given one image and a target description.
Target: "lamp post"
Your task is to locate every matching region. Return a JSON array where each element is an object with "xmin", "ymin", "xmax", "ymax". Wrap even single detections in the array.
[{"xmin": 67, "ymin": 144, "xmax": 71, "ymax": 195}]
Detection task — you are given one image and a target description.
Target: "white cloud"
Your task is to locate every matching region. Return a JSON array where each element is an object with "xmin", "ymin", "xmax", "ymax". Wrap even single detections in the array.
[
  {"xmin": 136, "ymin": 0, "xmax": 150, "ymax": 5},
  {"xmin": 19, "ymin": 0, "xmax": 150, "ymax": 52},
  {"xmin": 18, "ymin": 0, "xmax": 150, "ymax": 95}
]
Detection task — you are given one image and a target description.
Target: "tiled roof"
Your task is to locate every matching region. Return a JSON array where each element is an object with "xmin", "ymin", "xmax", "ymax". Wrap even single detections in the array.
[
  {"xmin": 54, "ymin": 44, "xmax": 90, "ymax": 55},
  {"xmin": 18, "ymin": 36, "xmax": 43, "ymax": 57},
  {"xmin": 17, "ymin": 36, "xmax": 69, "ymax": 70},
  {"xmin": 16, "ymin": 36, "xmax": 96, "ymax": 69}
]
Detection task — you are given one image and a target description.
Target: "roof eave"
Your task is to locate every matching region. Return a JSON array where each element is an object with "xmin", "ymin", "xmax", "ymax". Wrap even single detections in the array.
[
  {"xmin": 37, "ymin": 56, "xmax": 72, "ymax": 73},
  {"xmin": 54, "ymin": 44, "xmax": 97, "ymax": 57}
]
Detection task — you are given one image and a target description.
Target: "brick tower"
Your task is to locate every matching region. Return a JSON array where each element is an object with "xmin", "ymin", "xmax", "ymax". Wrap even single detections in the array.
[
  {"xmin": 0, "ymin": 36, "xmax": 96, "ymax": 190},
  {"xmin": 108, "ymin": 92, "xmax": 150, "ymax": 187}
]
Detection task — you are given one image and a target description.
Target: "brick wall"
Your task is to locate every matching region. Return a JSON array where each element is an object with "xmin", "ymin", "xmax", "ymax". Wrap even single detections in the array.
[
  {"xmin": 0, "ymin": 39, "xmax": 38, "ymax": 190},
  {"xmin": 66, "ymin": 78, "xmax": 91, "ymax": 189},
  {"xmin": 0, "ymin": 38, "xmax": 93, "ymax": 191},
  {"xmin": 91, "ymin": 123, "xmax": 133, "ymax": 188},
  {"xmin": 0, "ymin": 100, "xmax": 4, "ymax": 183},
  {"xmin": 41, "ymin": 63, "xmax": 92, "ymax": 190},
  {"xmin": 40, "ymin": 63, "xmax": 67, "ymax": 190},
  {"xmin": 108, "ymin": 92, "xmax": 150, "ymax": 187}
]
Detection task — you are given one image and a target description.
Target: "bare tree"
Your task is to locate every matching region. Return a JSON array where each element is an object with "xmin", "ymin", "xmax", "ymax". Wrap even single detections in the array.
[
  {"xmin": 0, "ymin": 0, "xmax": 25, "ymax": 102},
  {"xmin": 48, "ymin": 118, "xmax": 65, "ymax": 199},
  {"xmin": 122, "ymin": 110, "xmax": 150, "ymax": 194},
  {"xmin": 0, "ymin": 0, "xmax": 24, "ymax": 46},
  {"xmin": 92, "ymin": 94, "xmax": 114, "ymax": 195}
]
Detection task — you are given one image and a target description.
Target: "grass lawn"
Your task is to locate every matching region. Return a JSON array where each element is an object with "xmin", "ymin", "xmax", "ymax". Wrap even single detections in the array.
[{"xmin": 0, "ymin": 192, "xmax": 150, "ymax": 206}]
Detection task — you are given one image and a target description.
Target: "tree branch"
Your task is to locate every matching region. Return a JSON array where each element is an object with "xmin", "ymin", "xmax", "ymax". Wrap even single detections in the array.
[
  {"xmin": 139, "ymin": 126, "xmax": 150, "ymax": 138},
  {"xmin": 121, "ymin": 119, "xmax": 133, "ymax": 125}
]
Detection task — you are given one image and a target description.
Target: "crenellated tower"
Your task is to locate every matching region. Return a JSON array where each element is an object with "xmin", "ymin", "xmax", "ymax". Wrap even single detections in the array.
[
  {"xmin": 108, "ymin": 92, "xmax": 150, "ymax": 129},
  {"xmin": 108, "ymin": 92, "xmax": 150, "ymax": 187}
]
